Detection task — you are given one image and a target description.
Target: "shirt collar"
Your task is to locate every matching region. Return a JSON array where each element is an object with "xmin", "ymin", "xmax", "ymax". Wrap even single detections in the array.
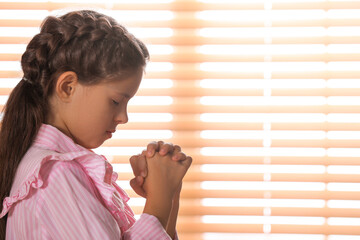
[{"xmin": 34, "ymin": 124, "xmax": 86, "ymax": 153}]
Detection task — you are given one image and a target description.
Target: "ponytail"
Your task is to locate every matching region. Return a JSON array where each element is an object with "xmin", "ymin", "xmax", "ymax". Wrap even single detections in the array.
[{"xmin": 0, "ymin": 79, "xmax": 46, "ymax": 239}]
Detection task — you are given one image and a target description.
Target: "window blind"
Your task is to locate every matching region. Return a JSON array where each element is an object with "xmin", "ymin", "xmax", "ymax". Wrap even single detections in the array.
[{"xmin": 1, "ymin": 0, "xmax": 360, "ymax": 239}]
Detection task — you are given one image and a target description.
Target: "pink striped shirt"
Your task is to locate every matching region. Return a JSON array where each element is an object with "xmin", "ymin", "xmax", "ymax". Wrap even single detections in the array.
[{"xmin": 0, "ymin": 124, "xmax": 175, "ymax": 239}]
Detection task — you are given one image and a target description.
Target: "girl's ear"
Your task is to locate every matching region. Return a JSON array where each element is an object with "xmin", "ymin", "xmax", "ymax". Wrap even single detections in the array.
[{"xmin": 55, "ymin": 71, "xmax": 78, "ymax": 102}]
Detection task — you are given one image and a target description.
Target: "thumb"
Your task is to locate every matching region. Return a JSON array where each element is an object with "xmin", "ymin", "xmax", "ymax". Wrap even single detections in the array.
[
  {"xmin": 130, "ymin": 176, "xmax": 147, "ymax": 198},
  {"xmin": 181, "ymin": 156, "xmax": 193, "ymax": 171}
]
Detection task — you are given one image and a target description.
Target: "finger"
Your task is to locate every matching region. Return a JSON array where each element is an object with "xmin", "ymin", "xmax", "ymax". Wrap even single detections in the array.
[
  {"xmin": 146, "ymin": 141, "xmax": 163, "ymax": 157},
  {"xmin": 173, "ymin": 145, "xmax": 181, "ymax": 154},
  {"xmin": 129, "ymin": 154, "xmax": 141, "ymax": 176},
  {"xmin": 139, "ymin": 154, "xmax": 148, "ymax": 177},
  {"xmin": 146, "ymin": 141, "xmax": 158, "ymax": 157},
  {"xmin": 159, "ymin": 142, "xmax": 174, "ymax": 155},
  {"xmin": 172, "ymin": 152, "xmax": 186, "ymax": 162},
  {"xmin": 130, "ymin": 177, "xmax": 147, "ymax": 198},
  {"xmin": 171, "ymin": 145, "xmax": 183, "ymax": 161},
  {"xmin": 181, "ymin": 156, "xmax": 193, "ymax": 170},
  {"xmin": 136, "ymin": 175, "xmax": 145, "ymax": 186},
  {"xmin": 129, "ymin": 154, "xmax": 147, "ymax": 178}
]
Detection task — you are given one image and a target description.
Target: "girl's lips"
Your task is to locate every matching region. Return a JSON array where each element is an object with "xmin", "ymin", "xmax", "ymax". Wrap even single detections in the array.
[{"xmin": 106, "ymin": 131, "xmax": 113, "ymax": 138}]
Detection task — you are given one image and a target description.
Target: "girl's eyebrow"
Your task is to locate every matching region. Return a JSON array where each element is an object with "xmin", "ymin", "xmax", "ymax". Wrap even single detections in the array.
[
  {"xmin": 121, "ymin": 93, "xmax": 131, "ymax": 98},
  {"xmin": 115, "ymin": 91, "xmax": 131, "ymax": 99},
  {"xmin": 112, "ymin": 87, "xmax": 137, "ymax": 99}
]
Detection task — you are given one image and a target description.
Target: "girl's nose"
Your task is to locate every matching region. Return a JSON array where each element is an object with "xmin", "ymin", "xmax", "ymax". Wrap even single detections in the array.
[{"xmin": 115, "ymin": 110, "xmax": 128, "ymax": 124}]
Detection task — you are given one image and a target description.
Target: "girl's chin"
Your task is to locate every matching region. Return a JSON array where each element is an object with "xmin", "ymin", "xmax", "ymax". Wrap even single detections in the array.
[{"xmin": 82, "ymin": 139, "xmax": 105, "ymax": 150}]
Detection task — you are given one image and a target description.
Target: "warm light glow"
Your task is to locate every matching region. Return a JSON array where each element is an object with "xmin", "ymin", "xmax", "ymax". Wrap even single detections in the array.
[
  {"xmin": 328, "ymin": 44, "xmax": 360, "ymax": 53},
  {"xmin": 116, "ymin": 181, "xmax": 131, "ymax": 190},
  {"xmin": 197, "ymin": 10, "xmax": 326, "ymax": 22},
  {"xmin": 328, "ymin": 79, "xmax": 360, "ymax": 88},
  {"xmin": 328, "ymin": 183, "xmax": 360, "ymax": 192},
  {"xmin": 201, "ymin": 181, "xmax": 326, "ymax": 191},
  {"xmin": 140, "ymin": 79, "xmax": 173, "ymax": 89},
  {"xmin": 2, "ymin": 0, "xmax": 48, "ymax": 2},
  {"xmin": 0, "ymin": 61, "xmax": 21, "ymax": 71},
  {"xmin": 112, "ymin": 164, "xmax": 132, "ymax": 173},
  {"xmin": 146, "ymin": 62, "xmax": 173, "ymax": 72},
  {"xmin": 327, "ymin": 97, "xmax": 360, "ymax": 106},
  {"xmin": 201, "ymin": 113, "xmax": 327, "ymax": 123},
  {"xmin": 199, "ymin": 44, "xmax": 360, "ymax": 55},
  {"xmin": 200, "ymin": 62, "xmax": 326, "ymax": 72},
  {"xmin": 328, "ymin": 61, "xmax": 360, "ymax": 71},
  {"xmin": 109, "ymin": 11, "xmax": 174, "ymax": 21},
  {"xmin": 201, "ymin": 164, "xmax": 326, "ymax": 174},
  {"xmin": 200, "ymin": 96, "xmax": 326, "ymax": 106},
  {"xmin": 328, "ymin": 200, "xmax": 360, "ymax": 209},
  {"xmin": 198, "ymin": 44, "xmax": 326, "ymax": 55},
  {"xmin": 128, "ymin": 28, "xmax": 173, "ymax": 38},
  {"xmin": 127, "ymin": 198, "xmax": 146, "ymax": 206},
  {"xmin": 0, "ymin": 44, "xmax": 26, "ymax": 54},
  {"xmin": 129, "ymin": 96, "xmax": 173, "ymax": 105},
  {"xmin": 202, "ymin": 215, "xmax": 325, "ymax": 225},
  {"xmin": 0, "ymin": 27, "xmax": 39, "ymax": 37},
  {"xmin": 0, "ymin": 10, "xmax": 49, "ymax": 19},
  {"xmin": 128, "ymin": 113, "xmax": 173, "ymax": 122},
  {"xmin": 328, "ymin": 114, "xmax": 360, "ymax": 123},
  {"xmin": 93, "ymin": 147, "xmax": 144, "ymax": 156},
  {"xmin": 201, "ymin": 130, "xmax": 326, "ymax": 140},
  {"xmin": 202, "ymin": 198, "xmax": 325, "ymax": 208},
  {"xmin": 0, "ymin": 96, "xmax": 9, "ymax": 105},
  {"xmin": 146, "ymin": 45, "xmax": 174, "ymax": 55},
  {"xmin": 112, "ymin": 130, "xmax": 173, "ymax": 139},
  {"xmin": 328, "ymin": 236, "xmax": 360, "ymax": 240},
  {"xmin": 327, "ymin": 166, "xmax": 360, "ymax": 174},
  {"xmin": 327, "ymin": 131, "xmax": 360, "ymax": 140},
  {"xmin": 198, "ymin": 27, "xmax": 326, "ymax": 38},
  {"xmin": 198, "ymin": 0, "xmax": 326, "ymax": 2},
  {"xmin": 328, "ymin": 218, "xmax": 360, "ymax": 226},
  {"xmin": 201, "ymin": 147, "xmax": 326, "ymax": 157},
  {"xmin": 200, "ymin": 79, "xmax": 326, "ymax": 89},
  {"xmin": 328, "ymin": 10, "xmax": 360, "ymax": 19},
  {"xmin": 203, "ymin": 234, "xmax": 325, "ymax": 240},
  {"xmin": 50, "ymin": 0, "xmax": 174, "ymax": 2},
  {"xmin": 328, "ymin": 27, "xmax": 360, "ymax": 36},
  {"xmin": 327, "ymin": 148, "xmax": 360, "ymax": 157},
  {"xmin": 0, "ymin": 78, "xmax": 21, "ymax": 88}
]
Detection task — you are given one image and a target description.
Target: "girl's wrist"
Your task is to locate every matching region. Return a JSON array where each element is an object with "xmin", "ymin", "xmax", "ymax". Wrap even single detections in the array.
[{"xmin": 144, "ymin": 194, "xmax": 173, "ymax": 229}]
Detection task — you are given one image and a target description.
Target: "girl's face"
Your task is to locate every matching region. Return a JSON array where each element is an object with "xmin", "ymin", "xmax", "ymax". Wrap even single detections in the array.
[{"xmin": 60, "ymin": 69, "xmax": 143, "ymax": 149}]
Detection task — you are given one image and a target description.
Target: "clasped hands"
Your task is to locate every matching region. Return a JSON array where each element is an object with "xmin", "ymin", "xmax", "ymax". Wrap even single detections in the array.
[{"xmin": 129, "ymin": 141, "xmax": 192, "ymax": 199}]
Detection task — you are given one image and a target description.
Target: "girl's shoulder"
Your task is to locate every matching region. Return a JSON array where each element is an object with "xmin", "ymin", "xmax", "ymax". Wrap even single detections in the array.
[{"xmin": 0, "ymin": 146, "xmax": 87, "ymax": 218}]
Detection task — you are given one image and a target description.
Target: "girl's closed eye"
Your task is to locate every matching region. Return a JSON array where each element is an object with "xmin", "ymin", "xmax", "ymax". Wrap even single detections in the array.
[{"xmin": 112, "ymin": 99, "xmax": 120, "ymax": 105}]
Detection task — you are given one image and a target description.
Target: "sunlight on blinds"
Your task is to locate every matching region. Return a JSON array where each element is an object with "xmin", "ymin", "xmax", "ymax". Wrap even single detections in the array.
[
  {"xmin": 1, "ymin": 0, "xmax": 360, "ymax": 239},
  {"xmin": 195, "ymin": 0, "xmax": 360, "ymax": 239}
]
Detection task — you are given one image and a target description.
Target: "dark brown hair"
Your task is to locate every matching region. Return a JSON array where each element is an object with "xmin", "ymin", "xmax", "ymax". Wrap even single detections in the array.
[{"xmin": 0, "ymin": 10, "xmax": 149, "ymax": 238}]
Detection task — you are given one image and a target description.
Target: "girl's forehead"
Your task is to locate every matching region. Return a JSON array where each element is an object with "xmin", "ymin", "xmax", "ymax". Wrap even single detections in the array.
[{"xmin": 101, "ymin": 71, "xmax": 143, "ymax": 97}]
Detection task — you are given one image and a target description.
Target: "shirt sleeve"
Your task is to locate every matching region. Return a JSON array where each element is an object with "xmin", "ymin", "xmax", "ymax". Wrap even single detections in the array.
[
  {"xmin": 37, "ymin": 160, "xmax": 121, "ymax": 240},
  {"xmin": 123, "ymin": 214, "xmax": 178, "ymax": 240}
]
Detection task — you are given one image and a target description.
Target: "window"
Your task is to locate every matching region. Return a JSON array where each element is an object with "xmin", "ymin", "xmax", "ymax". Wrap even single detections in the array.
[{"xmin": 1, "ymin": 0, "xmax": 360, "ymax": 239}]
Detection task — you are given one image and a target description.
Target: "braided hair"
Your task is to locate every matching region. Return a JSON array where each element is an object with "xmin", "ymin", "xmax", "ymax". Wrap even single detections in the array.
[{"xmin": 0, "ymin": 10, "xmax": 149, "ymax": 239}]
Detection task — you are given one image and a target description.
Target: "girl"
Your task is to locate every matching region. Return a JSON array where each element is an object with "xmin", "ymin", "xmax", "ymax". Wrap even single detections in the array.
[{"xmin": 0, "ymin": 10, "xmax": 192, "ymax": 239}]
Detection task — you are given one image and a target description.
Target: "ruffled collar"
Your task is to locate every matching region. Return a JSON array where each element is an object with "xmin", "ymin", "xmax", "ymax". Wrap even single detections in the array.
[{"xmin": 1, "ymin": 124, "xmax": 135, "ymax": 232}]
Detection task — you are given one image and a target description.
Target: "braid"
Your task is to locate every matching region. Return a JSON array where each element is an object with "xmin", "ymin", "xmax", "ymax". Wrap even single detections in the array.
[{"xmin": 21, "ymin": 10, "xmax": 149, "ymax": 95}]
